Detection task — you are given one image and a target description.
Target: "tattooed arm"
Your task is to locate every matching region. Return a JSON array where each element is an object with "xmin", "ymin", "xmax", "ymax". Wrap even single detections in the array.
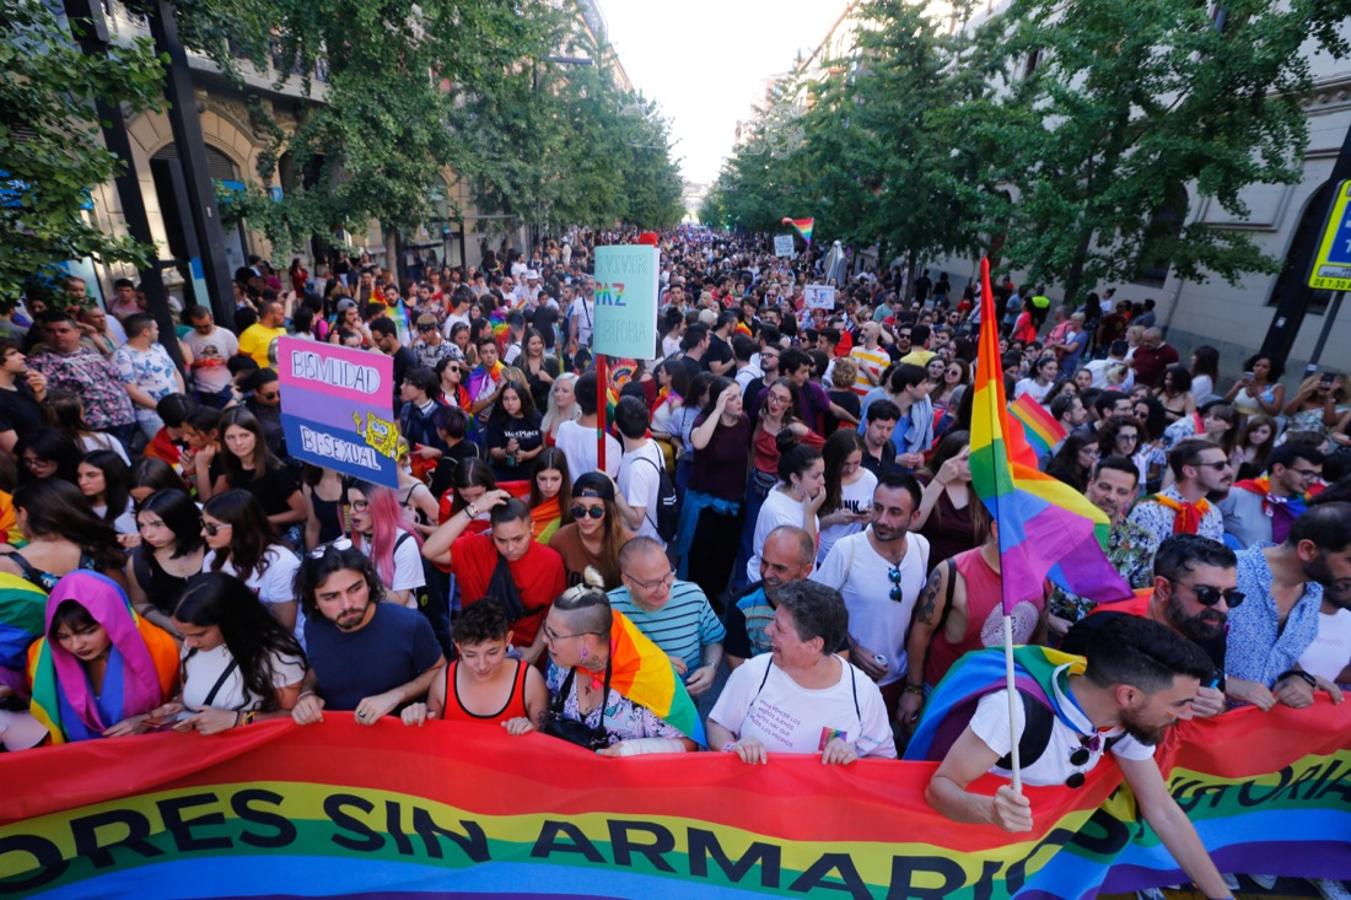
[{"xmin": 898, "ymin": 561, "xmax": 953, "ymax": 730}]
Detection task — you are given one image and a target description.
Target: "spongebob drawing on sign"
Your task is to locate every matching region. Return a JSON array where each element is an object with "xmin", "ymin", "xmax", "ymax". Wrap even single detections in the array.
[{"xmin": 352, "ymin": 411, "xmax": 401, "ymax": 459}]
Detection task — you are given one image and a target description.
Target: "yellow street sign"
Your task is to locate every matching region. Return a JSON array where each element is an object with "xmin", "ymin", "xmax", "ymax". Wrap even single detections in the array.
[{"xmin": 1309, "ymin": 179, "xmax": 1351, "ymax": 291}]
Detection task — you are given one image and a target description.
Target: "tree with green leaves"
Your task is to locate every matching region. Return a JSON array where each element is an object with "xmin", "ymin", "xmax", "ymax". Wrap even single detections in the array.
[
  {"xmin": 0, "ymin": 1, "xmax": 165, "ymax": 301},
  {"xmin": 979, "ymin": 0, "xmax": 1351, "ymax": 303}
]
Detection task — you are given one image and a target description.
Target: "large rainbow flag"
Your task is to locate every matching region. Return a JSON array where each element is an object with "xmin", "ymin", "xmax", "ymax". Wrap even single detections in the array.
[
  {"xmin": 0, "ymin": 702, "xmax": 1345, "ymax": 896},
  {"xmin": 780, "ymin": 217, "xmax": 814, "ymax": 244},
  {"xmin": 970, "ymin": 257, "xmax": 1132, "ymax": 610}
]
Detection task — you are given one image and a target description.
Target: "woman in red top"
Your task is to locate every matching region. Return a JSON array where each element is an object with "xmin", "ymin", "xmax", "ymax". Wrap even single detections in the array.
[{"xmin": 400, "ymin": 599, "xmax": 546, "ymax": 732}]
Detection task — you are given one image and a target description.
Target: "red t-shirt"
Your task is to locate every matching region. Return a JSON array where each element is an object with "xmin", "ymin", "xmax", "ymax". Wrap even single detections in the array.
[{"xmin": 449, "ymin": 533, "xmax": 565, "ymax": 646}]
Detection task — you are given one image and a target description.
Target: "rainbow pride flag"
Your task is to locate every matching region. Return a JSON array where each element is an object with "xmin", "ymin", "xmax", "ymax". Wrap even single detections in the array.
[
  {"xmin": 0, "ymin": 703, "xmax": 1344, "ymax": 897},
  {"xmin": 392, "ymin": 298, "xmax": 413, "ymax": 347},
  {"xmin": 603, "ymin": 610, "xmax": 705, "ymax": 745},
  {"xmin": 780, "ymin": 216, "xmax": 814, "ymax": 243},
  {"xmin": 1009, "ymin": 392, "xmax": 1066, "ymax": 459},
  {"xmin": 0, "ymin": 572, "xmax": 45, "ymax": 696},
  {"xmin": 970, "ymin": 257, "xmax": 1132, "ymax": 610}
]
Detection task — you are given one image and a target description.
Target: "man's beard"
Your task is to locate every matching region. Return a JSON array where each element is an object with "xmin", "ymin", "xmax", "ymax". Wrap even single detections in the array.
[
  {"xmin": 1167, "ymin": 592, "xmax": 1227, "ymax": 643},
  {"xmin": 1119, "ymin": 705, "xmax": 1169, "ymax": 746},
  {"xmin": 872, "ymin": 521, "xmax": 906, "ymax": 542},
  {"xmin": 1303, "ymin": 554, "xmax": 1351, "ymax": 610}
]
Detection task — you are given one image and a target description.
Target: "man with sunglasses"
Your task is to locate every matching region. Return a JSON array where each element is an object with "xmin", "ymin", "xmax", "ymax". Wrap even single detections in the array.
[
  {"xmin": 812, "ymin": 474, "xmax": 929, "ymax": 716},
  {"xmin": 1063, "ymin": 534, "xmax": 1237, "ymax": 718},
  {"xmin": 411, "ymin": 313, "xmax": 456, "ymax": 371},
  {"xmin": 1225, "ymin": 501, "xmax": 1351, "ymax": 710},
  {"xmin": 1219, "ymin": 443, "xmax": 1325, "ymax": 550},
  {"xmin": 1129, "ymin": 438, "xmax": 1230, "ymax": 557},
  {"xmin": 608, "ymin": 537, "xmax": 724, "ymax": 698},
  {"xmin": 920, "ymin": 616, "xmax": 1233, "ymax": 899}
]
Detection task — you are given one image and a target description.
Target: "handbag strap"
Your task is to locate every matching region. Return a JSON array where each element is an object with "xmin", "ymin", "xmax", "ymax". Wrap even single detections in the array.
[{"xmin": 182, "ymin": 648, "xmax": 242, "ymax": 711}]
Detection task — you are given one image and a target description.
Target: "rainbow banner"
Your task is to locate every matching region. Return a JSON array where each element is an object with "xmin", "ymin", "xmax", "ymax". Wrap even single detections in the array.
[
  {"xmin": 780, "ymin": 217, "xmax": 814, "ymax": 244},
  {"xmin": 0, "ymin": 701, "xmax": 1346, "ymax": 897},
  {"xmin": 970, "ymin": 258, "xmax": 1131, "ymax": 610},
  {"xmin": 1009, "ymin": 392, "xmax": 1066, "ymax": 460}
]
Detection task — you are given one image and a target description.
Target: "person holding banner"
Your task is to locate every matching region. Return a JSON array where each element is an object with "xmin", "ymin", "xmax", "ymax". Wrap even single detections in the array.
[
  {"xmin": 540, "ymin": 570, "xmax": 702, "ymax": 756},
  {"xmin": 708, "ymin": 580, "xmax": 896, "ymax": 764},
  {"xmin": 400, "ymin": 599, "xmax": 546, "ymax": 733},
  {"xmin": 915, "ymin": 616, "xmax": 1233, "ymax": 899},
  {"xmin": 147, "ymin": 572, "xmax": 306, "ymax": 735},
  {"xmin": 291, "ymin": 541, "xmax": 444, "ymax": 726}
]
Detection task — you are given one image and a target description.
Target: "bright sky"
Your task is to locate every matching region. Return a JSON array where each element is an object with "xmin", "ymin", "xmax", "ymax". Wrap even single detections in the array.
[{"xmin": 602, "ymin": 0, "xmax": 851, "ymax": 186}]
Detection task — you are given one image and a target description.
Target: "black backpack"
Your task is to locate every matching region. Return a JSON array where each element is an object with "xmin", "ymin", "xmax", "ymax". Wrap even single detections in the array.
[{"xmin": 635, "ymin": 454, "xmax": 680, "ymax": 543}]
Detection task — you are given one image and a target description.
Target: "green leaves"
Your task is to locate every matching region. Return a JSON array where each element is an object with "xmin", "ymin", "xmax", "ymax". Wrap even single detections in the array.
[
  {"xmin": 708, "ymin": 0, "xmax": 1351, "ymax": 300},
  {"xmin": 0, "ymin": 1, "xmax": 165, "ymax": 300}
]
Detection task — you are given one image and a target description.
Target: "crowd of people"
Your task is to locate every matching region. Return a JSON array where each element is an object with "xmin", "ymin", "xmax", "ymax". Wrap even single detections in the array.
[{"xmin": 1, "ymin": 226, "xmax": 1348, "ymax": 897}]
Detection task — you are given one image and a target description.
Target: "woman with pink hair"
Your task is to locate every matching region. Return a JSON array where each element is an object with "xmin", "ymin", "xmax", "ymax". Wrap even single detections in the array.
[{"xmin": 345, "ymin": 481, "xmax": 426, "ymax": 608}]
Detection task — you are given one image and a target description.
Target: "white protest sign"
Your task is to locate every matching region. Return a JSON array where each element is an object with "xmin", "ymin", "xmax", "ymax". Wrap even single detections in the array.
[
  {"xmin": 773, "ymin": 234, "xmax": 796, "ymax": 258},
  {"xmin": 803, "ymin": 284, "xmax": 837, "ymax": 310}
]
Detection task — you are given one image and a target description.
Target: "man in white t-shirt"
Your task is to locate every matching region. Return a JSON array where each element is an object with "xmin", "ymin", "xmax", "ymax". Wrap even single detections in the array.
[
  {"xmin": 813, "ymin": 474, "xmax": 928, "ymax": 713},
  {"xmin": 554, "ymin": 370, "xmax": 619, "ymax": 478},
  {"xmin": 708, "ymin": 580, "xmax": 896, "ymax": 764},
  {"xmin": 566, "ymin": 279, "xmax": 596, "ymax": 349},
  {"xmin": 920, "ymin": 615, "xmax": 1232, "ymax": 899},
  {"xmin": 184, "ymin": 305, "xmax": 238, "ymax": 408},
  {"xmin": 613, "ymin": 396, "xmax": 665, "ymax": 545}
]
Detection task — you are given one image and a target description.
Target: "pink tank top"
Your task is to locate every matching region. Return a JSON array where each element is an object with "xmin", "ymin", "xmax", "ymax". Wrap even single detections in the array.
[{"xmin": 923, "ymin": 547, "xmax": 1043, "ymax": 686}]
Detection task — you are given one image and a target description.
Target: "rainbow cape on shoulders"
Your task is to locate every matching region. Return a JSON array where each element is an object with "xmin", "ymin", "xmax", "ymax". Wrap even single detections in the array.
[{"xmin": 903, "ymin": 644, "xmax": 1086, "ymax": 762}]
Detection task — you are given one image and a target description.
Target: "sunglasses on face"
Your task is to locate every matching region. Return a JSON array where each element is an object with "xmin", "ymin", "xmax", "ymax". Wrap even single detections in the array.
[
  {"xmin": 257, "ymin": 391, "xmax": 279, "ymax": 400},
  {"xmin": 1170, "ymin": 579, "xmax": 1244, "ymax": 608},
  {"xmin": 345, "ymin": 499, "xmax": 370, "ymax": 513},
  {"xmin": 418, "ymin": 323, "xmax": 436, "ymax": 331},
  {"xmin": 570, "ymin": 505, "xmax": 605, "ymax": 520},
  {"xmin": 202, "ymin": 522, "xmax": 232, "ymax": 536}
]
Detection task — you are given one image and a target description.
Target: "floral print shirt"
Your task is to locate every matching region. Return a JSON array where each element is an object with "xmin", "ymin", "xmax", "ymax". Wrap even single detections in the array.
[
  {"xmin": 113, "ymin": 343, "xmax": 180, "ymax": 423},
  {"xmin": 29, "ymin": 347, "xmax": 135, "ymax": 429},
  {"xmin": 1048, "ymin": 517, "xmax": 1156, "ymax": 623},
  {"xmin": 546, "ymin": 663, "xmax": 682, "ymax": 746}
]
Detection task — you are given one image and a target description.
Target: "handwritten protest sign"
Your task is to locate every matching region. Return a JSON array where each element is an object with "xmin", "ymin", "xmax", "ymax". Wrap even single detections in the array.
[
  {"xmin": 277, "ymin": 337, "xmax": 399, "ymax": 487},
  {"xmin": 594, "ymin": 245, "xmax": 659, "ymax": 359},
  {"xmin": 803, "ymin": 283, "xmax": 837, "ymax": 310},
  {"xmin": 773, "ymin": 234, "xmax": 795, "ymax": 257}
]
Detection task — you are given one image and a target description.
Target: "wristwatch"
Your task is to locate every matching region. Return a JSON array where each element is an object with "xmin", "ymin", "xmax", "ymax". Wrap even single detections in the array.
[{"xmin": 902, "ymin": 684, "xmax": 925, "ymax": 696}]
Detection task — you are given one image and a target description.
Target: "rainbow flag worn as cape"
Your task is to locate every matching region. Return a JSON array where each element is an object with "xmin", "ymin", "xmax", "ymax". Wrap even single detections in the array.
[
  {"xmin": 971, "ymin": 257, "xmax": 1132, "ymax": 611},
  {"xmin": 1009, "ymin": 392, "xmax": 1066, "ymax": 459},
  {"xmin": 781, "ymin": 217, "xmax": 814, "ymax": 244},
  {"xmin": 0, "ymin": 572, "xmax": 46, "ymax": 696},
  {"xmin": 582, "ymin": 610, "xmax": 705, "ymax": 746},
  {"xmin": 25, "ymin": 571, "xmax": 178, "ymax": 745},
  {"xmin": 904, "ymin": 644, "xmax": 1087, "ymax": 762}
]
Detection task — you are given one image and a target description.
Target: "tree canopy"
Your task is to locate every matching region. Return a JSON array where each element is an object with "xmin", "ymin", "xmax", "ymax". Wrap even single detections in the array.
[{"xmin": 705, "ymin": 0, "xmax": 1351, "ymax": 300}]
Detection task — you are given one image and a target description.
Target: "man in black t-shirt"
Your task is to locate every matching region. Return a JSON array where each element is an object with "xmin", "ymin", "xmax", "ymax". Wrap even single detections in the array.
[
  {"xmin": 370, "ymin": 316, "xmax": 418, "ymax": 413},
  {"xmin": 292, "ymin": 543, "xmax": 445, "ymax": 724},
  {"xmin": 704, "ymin": 312, "xmax": 737, "ymax": 376}
]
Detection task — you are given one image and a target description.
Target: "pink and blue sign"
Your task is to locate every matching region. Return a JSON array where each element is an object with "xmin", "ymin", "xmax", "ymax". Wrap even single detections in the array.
[{"xmin": 277, "ymin": 337, "xmax": 399, "ymax": 487}]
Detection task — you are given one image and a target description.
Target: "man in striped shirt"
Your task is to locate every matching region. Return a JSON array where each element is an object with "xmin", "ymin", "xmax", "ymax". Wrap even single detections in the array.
[{"xmin": 609, "ymin": 537, "xmax": 725, "ymax": 697}]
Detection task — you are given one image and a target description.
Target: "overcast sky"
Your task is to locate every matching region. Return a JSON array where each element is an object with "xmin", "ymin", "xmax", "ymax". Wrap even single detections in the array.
[{"xmin": 602, "ymin": 0, "xmax": 849, "ymax": 186}]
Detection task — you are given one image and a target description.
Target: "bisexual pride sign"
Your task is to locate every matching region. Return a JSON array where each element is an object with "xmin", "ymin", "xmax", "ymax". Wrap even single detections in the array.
[{"xmin": 278, "ymin": 338, "xmax": 399, "ymax": 487}]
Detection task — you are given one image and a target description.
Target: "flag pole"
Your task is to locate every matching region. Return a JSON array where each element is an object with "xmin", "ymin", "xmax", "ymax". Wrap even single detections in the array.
[
  {"xmin": 596, "ymin": 353, "xmax": 608, "ymax": 472},
  {"xmin": 1002, "ymin": 612, "xmax": 1022, "ymax": 793}
]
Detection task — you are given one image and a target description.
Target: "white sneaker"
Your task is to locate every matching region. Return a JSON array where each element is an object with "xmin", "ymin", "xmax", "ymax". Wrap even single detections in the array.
[
  {"xmin": 1250, "ymin": 874, "xmax": 1277, "ymax": 890},
  {"xmin": 1312, "ymin": 878, "xmax": 1351, "ymax": 900},
  {"xmin": 1135, "ymin": 890, "xmax": 1167, "ymax": 900},
  {"xmin": 1223, "ymin": 873, "xmax": 1242, "ymax": 892}
]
